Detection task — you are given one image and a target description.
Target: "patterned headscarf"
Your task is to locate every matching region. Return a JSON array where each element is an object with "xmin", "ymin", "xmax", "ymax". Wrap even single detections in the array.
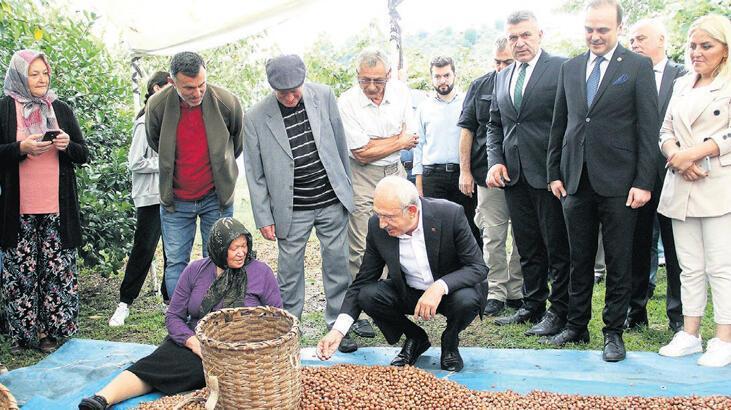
[
  {"xmin": 199, "ymin": 218, "xmax": 255, "ymax": 317},
  {"xmin": 3, "ymin": 49, "xmax": 58, "ymax": 134}
]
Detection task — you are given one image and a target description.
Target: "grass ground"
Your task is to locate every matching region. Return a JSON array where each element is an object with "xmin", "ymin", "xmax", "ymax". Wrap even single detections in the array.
[{"xmin": 0, "ymin": 179, "xmax": 718, "ymax": 370}]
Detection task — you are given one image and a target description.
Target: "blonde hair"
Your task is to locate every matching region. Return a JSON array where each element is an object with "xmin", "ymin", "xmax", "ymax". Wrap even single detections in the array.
[{"xmin": 687, "ymin": 14, "xmax": 731, "ymax": 81}]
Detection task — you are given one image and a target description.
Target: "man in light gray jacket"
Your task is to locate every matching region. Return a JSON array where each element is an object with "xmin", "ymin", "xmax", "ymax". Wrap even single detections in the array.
[{"xmin": 244, "ymin": 55, "xmax": 356, "ymax": 352}]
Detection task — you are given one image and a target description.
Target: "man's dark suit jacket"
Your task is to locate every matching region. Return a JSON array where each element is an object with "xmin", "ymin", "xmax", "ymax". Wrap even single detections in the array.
[
  {"xmin": 653, "ymin": 60, "xmax": 687, "ymax": 182},
  {"xmin": 487, "ymin": 51, "xmax": 567, "ymax": 190},
  {"xmin": 339, "ymin": 197, "xmax": 488, "ymax": 321},
  {"xmin": 547, "ymin": 44, "xmax": 659, "ymax": 196},
  {"xmin": 458, "ymin": 71, "xmax": 497, "ymax": 187}
]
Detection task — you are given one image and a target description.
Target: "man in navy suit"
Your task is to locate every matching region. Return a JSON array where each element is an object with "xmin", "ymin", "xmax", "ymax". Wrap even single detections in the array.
[
  {"xmin": 545, "ymin": 0, "xmax": 659, "ymax": 362},
  {"xmin": 316, "ymin": 176, "xmax": 487, "ymax": 372},
  {"xmin": 486, "ymin": 10, "xmax": 570, "ymax": 337},
  {"xmin": 625, "ymin": 19, "xmax": 687, "ymax": 333}
]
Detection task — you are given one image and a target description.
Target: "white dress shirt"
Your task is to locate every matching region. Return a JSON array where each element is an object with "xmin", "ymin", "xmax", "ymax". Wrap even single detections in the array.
[
  {"xmin": 509, "ymin": 49, "xmax": 543, "ymax": 104},
  {"xmin": 653, "ymin": 57, "xmax": 668, "ymax": 94},
  {"xmin": 585, "ymin": 43, "xmax": 619, "ymax": 83},
  {"xmin": 332, "ymin": 199, "xmax": 449, "ymax": 336},
  {"xmin": 338, "ymin": 79, "xmax": 417, "ymax": 166}
]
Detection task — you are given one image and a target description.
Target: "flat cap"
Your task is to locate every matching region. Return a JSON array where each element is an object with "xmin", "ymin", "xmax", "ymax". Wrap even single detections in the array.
[{"xmin": 266, "ymin": 54, "xmax": 306, "ymax": 90}]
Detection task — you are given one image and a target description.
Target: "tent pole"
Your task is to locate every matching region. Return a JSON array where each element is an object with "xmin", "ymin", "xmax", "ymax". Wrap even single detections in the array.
[{"xmin": 131, "ymin": 57, "xmax": 144, "ymax": 113}]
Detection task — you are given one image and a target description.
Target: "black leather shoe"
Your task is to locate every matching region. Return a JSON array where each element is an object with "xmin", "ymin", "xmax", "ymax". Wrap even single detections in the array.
[
  {"xmin": 390, "ymin": 337, "xmax": 431, "ymax": 367},
  {"xmin": 483, "ymin": 299, "xmax": 505, "ymax": 316},
  {"xmin": 351, "ymin": 319, "xmax": 376, "ymax": 338},
  {"xmin": 79, "ymin": 395, "xmax": 109, "ymax": 410},
  {"xmin": 602, "ymin": 333, "xmax": 626, "ymax": 362},
  {"xmin": 337, "ymin": 333, "xmax": 358, "ymax": 353},
  {"xmin": 440, "ymin": 349, "xmax": 464, "ymax": 372},
  {"xmin": 505, "ymin": 298, "xmax": 524, "ymax": 309},
  {"xmin": 494, "ymin": 308, "xmax": 543, "ymax": 326},
  {"xmin": 525, "ymin": 311, "xmax": 566, "ymax": 336},
  {"xmin": 539, "ymin": 328, "xmax": 590, "ymax": 346}
]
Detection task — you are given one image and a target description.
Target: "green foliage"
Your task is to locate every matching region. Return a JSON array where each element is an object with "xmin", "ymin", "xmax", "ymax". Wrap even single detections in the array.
[{"xmin": 1, "ymin": 0, "xmax": 136, "ymax": 274}]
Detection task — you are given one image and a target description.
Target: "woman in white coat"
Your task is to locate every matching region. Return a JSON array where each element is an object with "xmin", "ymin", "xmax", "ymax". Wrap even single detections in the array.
[{"xmin": 657, "ymin": 14, "xmax": 731, "ymax": 367}]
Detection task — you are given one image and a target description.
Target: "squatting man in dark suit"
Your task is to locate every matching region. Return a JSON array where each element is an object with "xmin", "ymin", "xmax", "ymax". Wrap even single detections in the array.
[
  {"xmin": 545, "ymin": 0, "xmax": 659, "ymax": 362},
  {"xmin": 317, "ymin": 176, "xmax": 488, "ymax": 372}
]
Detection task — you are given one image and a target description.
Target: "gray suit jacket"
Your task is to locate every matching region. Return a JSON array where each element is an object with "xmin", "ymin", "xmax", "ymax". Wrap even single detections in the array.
[
  {"xmin": 653, "ymin": 60, "xmax": 687, "ymax": 183},
  {"xmin": 244, "ymin": 82, "xmax": 353, "ymax": 239}
]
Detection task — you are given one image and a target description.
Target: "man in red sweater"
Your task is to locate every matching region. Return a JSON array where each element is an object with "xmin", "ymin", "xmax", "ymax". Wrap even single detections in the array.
[{"xmin": 146, "ymin": 51, "xmax": 243, "ymax": 296}]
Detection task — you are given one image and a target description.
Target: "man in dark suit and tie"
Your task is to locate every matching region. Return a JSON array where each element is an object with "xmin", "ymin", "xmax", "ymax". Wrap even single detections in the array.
[
  {"xmin": 316, "ymin": 176, "xmax": 488, "ymax": 372},
  {"xmin": 486, "ymin": 10, "xmax": 570, "ymax": 337},
  {"xmin": 545, "ymin": 0, "xmax": 659, "ymax": 362},
  {"xmin": 625, "ymin": 19, "xmax": 687, "ymax": 333}
]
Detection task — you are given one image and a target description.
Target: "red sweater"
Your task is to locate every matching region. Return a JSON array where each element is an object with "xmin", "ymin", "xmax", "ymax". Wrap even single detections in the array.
[{"xmin": 173, "ymin": 104, "xmax": 214, "ymax": 200}]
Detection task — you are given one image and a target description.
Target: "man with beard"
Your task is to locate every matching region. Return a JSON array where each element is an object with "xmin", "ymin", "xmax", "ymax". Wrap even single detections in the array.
[{"xmin": 413, "ymin": 57, "xmax": 479, "ymax": 243}]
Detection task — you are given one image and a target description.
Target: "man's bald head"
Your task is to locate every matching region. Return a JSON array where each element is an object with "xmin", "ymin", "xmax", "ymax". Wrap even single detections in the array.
[
  {"xmin": 373, "ymin": 176, "xmax": 420, "ymax": 237},
  {"xmin": 630, "ymin": 19, "xmax": 668, "ymax": 65}
]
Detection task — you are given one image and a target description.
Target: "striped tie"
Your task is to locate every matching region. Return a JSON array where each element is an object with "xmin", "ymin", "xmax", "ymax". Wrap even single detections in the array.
[
  {"xmin": 586, "ymin": 55, "xmax": 604, "ymax": 106},
  {"xmin": 513, "ymin": 63, "xmax": 528, "ymax": 110}
]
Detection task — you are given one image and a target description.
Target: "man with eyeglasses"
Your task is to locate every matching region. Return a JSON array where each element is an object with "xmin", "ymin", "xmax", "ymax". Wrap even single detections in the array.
[
  {"xmin": 413, "ymin": 56, "xmax": 480, "ymax": 246},
  {"xmin": 338, "ymin": 48, "xmax": 420, "ymax": 338},
  {"xmin": 485, "ymin": 11, "xmax": 570, "ymax": 337},
  {"xmin": 317, "ymin": 176, "xmax": 487, "ymax": 372},
  {"xmin": 458, "ymin": 38, "xmax": 523, "ymax": 318},
  {"xmin": 243, "ymin": 55, "xmax": 357, "ymax": 353}
]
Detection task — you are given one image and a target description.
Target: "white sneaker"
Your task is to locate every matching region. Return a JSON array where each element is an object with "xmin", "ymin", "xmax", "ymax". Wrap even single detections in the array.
[
  {"xmin": 698, "ymin": 338, "xmax": 731, "ymax": 367},
  {"xmin": 658, "ymin": 331, "xmax": 703, "ymax": 357},
  {"xmin": 108, "ymin": 302, "xmax": 129, "ymax": 327}
]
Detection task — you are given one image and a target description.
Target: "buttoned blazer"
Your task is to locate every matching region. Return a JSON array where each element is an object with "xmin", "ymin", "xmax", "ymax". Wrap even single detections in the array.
[
  {"xmin": 486, "ymin": 51, "xmax": 567, "ymax": 189},
  {"xmin": 657, "ymin": 74, "xmax": 731, "ymax": 220},
  {"xmin": 547, "ymin": 44, "xmax": 660, "ymax": 196},
  {"xmin": 338, "ymin": 197, "xmax": 488, "ymax": 321},
  {"xmin": 243, "ymin": 82, "xmax": 353, "ymax": 239}
]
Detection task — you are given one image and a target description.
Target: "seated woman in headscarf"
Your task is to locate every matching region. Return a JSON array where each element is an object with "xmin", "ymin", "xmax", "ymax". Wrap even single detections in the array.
[{"xmin": 79, "ymin": 217, "xmax": 282, "ymax": 410}]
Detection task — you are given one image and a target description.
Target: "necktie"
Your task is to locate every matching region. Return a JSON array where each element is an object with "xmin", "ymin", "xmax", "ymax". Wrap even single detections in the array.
[
  {"xmin": 513, "ymin": 62, "xmax": 528, "ymax": 110},
  {"xmin": 586, "ymin": 55, "xmax": 604, "ymax": 106}
]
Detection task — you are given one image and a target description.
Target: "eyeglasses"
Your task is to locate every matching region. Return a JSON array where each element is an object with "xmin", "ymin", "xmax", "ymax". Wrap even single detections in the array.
[
  {"xmin": 373, "ymin": 207, "xmax": 406, "ymax": 222},
  {"xmin": 357, "ymin": 78, "xmax": 388, "ymax": 86}
]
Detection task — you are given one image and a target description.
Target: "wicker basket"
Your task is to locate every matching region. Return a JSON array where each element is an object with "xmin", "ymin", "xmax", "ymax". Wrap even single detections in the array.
[
  {"xmin": 195, "ymin": 306, "xmax": 300, "ymax": 409},
  {"xmin": 0, "ymin": 383, "xmax": 19, "ymax": 410}
]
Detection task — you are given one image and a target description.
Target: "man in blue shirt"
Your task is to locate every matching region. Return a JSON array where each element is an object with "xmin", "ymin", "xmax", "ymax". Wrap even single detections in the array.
[{"xmin": 413, "ymin": 56, "xmax": 480, "ymax": 244}]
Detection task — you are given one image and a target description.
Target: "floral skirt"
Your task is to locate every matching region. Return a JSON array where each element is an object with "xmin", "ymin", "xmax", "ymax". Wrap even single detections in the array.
[{"xmin": 1, "ymin": 214, "xmax": 79, "ymax": 347}]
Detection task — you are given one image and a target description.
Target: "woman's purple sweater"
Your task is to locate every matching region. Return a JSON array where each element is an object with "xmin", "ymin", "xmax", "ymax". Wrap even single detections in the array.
[{"xmin": 165, "ymin": 257, "xmax": 283, "ymax": 345}]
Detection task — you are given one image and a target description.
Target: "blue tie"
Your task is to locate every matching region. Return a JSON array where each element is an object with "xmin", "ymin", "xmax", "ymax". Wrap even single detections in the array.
[{"xmin": 586, "ymin": 55, "xmax": 604, "ymax": 106}]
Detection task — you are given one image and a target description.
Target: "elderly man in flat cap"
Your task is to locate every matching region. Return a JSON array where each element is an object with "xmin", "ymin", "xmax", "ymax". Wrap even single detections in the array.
[{"xmin": 244, "ymin": 55, "xmax": 357, "ymax": 352}]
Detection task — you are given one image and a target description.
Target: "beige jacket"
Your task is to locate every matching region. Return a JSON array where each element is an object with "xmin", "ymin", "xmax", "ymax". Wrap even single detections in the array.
[
  {"xmin": 145, "ymin": 84, "xmax": 243, "ymax": 211},
  {"xmin": 658, "ymin": 74, "xmax": 731, "ymax": 221}
]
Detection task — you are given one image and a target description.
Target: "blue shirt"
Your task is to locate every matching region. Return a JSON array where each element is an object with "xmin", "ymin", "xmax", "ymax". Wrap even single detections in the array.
[{"xmin": 413, "ymin": 92, "xmax": 465, "ymax": 175}]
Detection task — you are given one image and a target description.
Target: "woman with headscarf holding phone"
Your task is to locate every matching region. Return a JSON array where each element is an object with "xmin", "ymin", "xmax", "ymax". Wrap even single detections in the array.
[
  {"xmin": 79, "ymin": 217, "xmax": 282, "ymax": 410},
  {"xmin": 0, "ymin": 49, "xmax": 88, "ymax": 354}
]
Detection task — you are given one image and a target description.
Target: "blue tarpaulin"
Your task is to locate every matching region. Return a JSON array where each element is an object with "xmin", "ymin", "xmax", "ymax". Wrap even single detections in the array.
[{"xmin": 1, "ymin": 339, "xmax": 729, "ymax": 409}]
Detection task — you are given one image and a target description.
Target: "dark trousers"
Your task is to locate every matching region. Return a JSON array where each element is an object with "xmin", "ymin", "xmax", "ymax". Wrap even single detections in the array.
[
  {"xmin": 358, "ymin": 279, "xmax": 480, "ymax": 350},
  {"xmin": 422, "ymin": 169, "xmax": 482, "ymax": 249},
  {"xmin": 119, "ymin": 204, "xmax": 167, "ymax": 304},
  {"xmin": 629, "ymin": 185, "xmax": 683, "ymax": 326},
  {"xmin": 504, "ymin": 176, "xmax": 570, "ymax": 318},
  {"xmin": 562, "ymin": 170, "xmax": 637, "ymax": 334}
]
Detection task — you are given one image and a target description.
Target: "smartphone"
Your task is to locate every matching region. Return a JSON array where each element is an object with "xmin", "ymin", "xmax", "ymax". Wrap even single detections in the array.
[
  {"xmin": 41, "ymin": 130, "xmax": 61, "ymax": 142},
  {"xmin": 699, "ymin": 156, "xmax": 711, "ymax": 173}
]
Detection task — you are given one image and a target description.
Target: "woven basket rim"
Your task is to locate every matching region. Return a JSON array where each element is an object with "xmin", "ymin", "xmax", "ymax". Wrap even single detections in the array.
[{"xmin": 195, "ymin": 306, "xmax": 300, "ymax": 351}]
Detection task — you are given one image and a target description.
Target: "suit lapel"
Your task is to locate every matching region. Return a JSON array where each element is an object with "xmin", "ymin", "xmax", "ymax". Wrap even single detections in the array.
[
  {"xmin": 520, "ymin": 50, "xmax": 550, "ymax": 111},
  {"xmin": 658, "ymin": 62, "xmax": 679, "ymax": 116},
  {"xmin": 580, "ymin": 52, "xmax": 590, "ymax": 112},
  {"xmin": 501, "ymin": 63, "xmax": 519, "ymax": 118},
  {"xmin": 589, "ymin": 45, "xmax": 624, "ymax": 112},
  {"xmin": 684, "ymin": 76, "xmax": 724, "ymax": 128},
  {"xmin": 421, "ymin": 200, "xmax": 441, "ymax": 276},
  {"xmin": 303, "ymin": 85, "xmax": 322, "ymax": 148},
  {"xmin": 264, "ymin": 94, "xmax": 293, "ymax": 159}
]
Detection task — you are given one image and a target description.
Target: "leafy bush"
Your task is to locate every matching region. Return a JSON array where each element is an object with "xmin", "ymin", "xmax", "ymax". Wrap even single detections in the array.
[{"xmin": 1, "ymin": 0, "xmax": 136, "ymax": 274}]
